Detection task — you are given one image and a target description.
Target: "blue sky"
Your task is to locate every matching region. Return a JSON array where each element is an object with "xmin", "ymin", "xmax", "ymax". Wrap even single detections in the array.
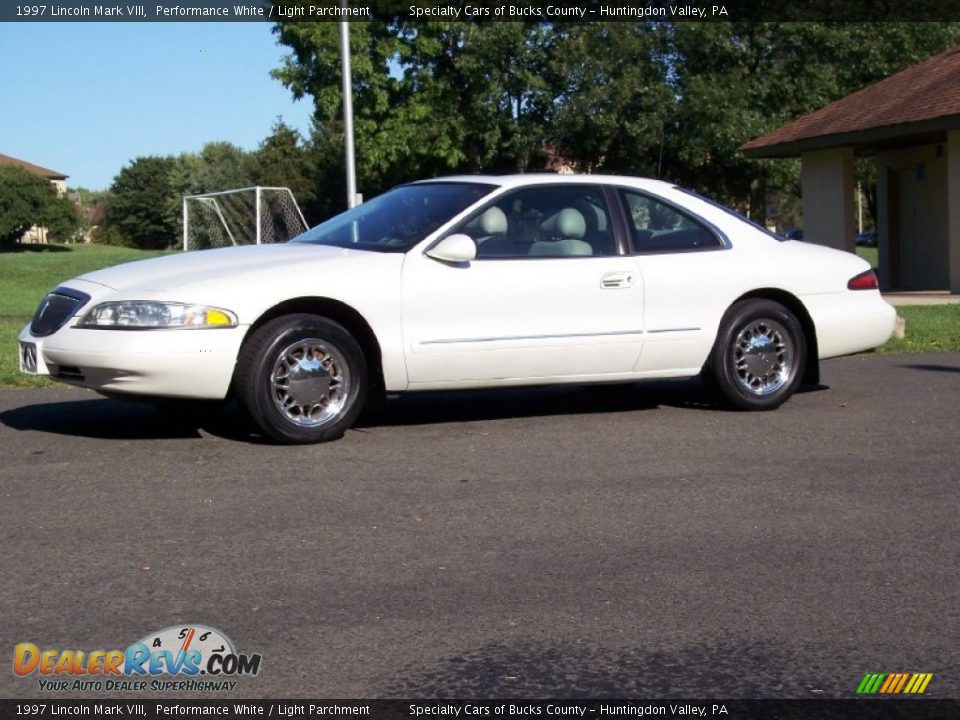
[{"xmin": 0, "ymin": 22, "xmax": 314, "ymax": 190}]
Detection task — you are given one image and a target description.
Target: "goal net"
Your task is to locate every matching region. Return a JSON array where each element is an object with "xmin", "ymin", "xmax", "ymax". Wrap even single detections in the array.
[{"xmin": 182, "ymin": 186, "xmax": 309, "ymax": 251}]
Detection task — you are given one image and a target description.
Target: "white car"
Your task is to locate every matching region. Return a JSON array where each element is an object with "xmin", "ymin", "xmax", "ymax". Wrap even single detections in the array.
[{"xmin": 19, "ymin": 175, "xmax": 896, "ymax": 444}]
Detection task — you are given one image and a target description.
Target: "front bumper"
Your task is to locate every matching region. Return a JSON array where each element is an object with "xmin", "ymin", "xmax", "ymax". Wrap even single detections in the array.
[{"xmin": 18, "ymin": 322, "xmax": 246, "ymax": 399}]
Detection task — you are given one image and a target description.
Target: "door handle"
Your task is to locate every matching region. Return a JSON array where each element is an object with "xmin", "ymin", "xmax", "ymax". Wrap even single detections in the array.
[{"xmin": 600, "ymin": 271, "xmax": 635, "ymax": 289}]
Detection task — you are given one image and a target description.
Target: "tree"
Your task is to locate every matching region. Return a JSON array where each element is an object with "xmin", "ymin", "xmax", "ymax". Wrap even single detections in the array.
[
  {"xmin": 272, "ymin": 21, "xmax": 564, "ymax": 205},
  {"xmin": 548, "ymin": 23, "xmax": 673, "ymax": 175},
  {"xmin": 41, "ymin": 194, "xmax": 81, "ymax": 242},
  {"xmin": 69, "ymin": 187, "xmax": 109, "ymax": 243},
  {"xmin": 663, "ymin": 22, "xmax": 960, "ymax": 219},
  {"xmin": 401, "ymin": 22, "xmax": 559, "ymax": 173},
  {"xmin": 270, "ymin": 21, "xmax": 675, "ymax": 203},
  {"xmin": 100, "ymin": 156, "xmax": 178, "ymax": 249},
  {"xmin": 186, "ymin": 142, "xmax": 256, "ymax": 195},
  {"xmin": 249, "ymin": 119, "xmax": 319, "ymax": 222},
  {"xmin": 272, "ymin": 20, "xmax": 960, "ymax": 223},
  {"xmin": 272, "ymin": 21, "xmax": 407, "ymax": 203},
  {"xmin": 0, "ymin": 165, "xmax": 72, "ymax": 247}
]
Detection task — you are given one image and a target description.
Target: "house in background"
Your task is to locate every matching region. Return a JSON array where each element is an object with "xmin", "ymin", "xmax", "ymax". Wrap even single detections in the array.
[
  {"xmin": 0, "ymin": 152, "xmax": 70, "ymax": 243},
  {"xmin": 742, "ymin": 47, "xmax": 960, "ymax": 293},
  {"xmin": 0, "ymin": 152, "xmax": 68, "ymax": 196}
]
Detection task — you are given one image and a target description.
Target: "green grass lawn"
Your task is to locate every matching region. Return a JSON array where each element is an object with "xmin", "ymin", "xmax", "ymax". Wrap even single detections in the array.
[
  {"xmin": 878, "ymin": 304, "xmax": 960, "ymax": 354},
  {"xmin": 0, "ymin": 243, "xmax": 957, "ymax": 388},
  {"xmin": 1, "ymin": 244, "xmax": 170, "ymax": 388}
]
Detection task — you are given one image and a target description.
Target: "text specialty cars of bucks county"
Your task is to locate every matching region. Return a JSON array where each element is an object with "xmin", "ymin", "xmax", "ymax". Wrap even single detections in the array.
[{"xmin": 19, "ymin": 174, "xmax": 896, "ymax": 444}]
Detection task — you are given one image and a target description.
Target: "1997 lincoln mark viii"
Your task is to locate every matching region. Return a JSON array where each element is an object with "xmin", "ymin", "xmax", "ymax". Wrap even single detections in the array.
[{"xmin": 19, "ymin": 175, "xmax": 895, "ymax": 444}]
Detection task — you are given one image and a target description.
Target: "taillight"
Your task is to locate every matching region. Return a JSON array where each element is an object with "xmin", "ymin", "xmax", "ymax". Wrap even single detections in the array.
[{"xmin": 848, "ymin": 269, "xmax": 879, "ymax": 290}]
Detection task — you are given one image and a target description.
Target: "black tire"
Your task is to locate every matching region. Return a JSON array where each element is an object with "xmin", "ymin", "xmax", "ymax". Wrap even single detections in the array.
[
  {"xmin": 708, "ymin": 299, "xmax": 806, "ymax": 411},
  {"xmin": 236, "ymin": 314, "xmax": 368, "ymax": 444}
]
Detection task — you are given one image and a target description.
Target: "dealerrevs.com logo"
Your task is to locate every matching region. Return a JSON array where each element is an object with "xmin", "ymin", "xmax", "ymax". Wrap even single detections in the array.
[{"xmin": 13, "ymin": 625, "xmax": 262, "ymax": 692}]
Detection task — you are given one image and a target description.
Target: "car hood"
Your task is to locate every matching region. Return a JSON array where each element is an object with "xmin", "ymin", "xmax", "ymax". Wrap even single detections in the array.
[{"xmin": 77, "ymin": 244, "xmax": 372, "ymax": 293}]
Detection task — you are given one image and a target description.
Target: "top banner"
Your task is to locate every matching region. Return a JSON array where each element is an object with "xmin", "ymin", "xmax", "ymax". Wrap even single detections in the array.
[{"xmin": 5, "ymin": 0, "xmax": 960, "ymax": 22}]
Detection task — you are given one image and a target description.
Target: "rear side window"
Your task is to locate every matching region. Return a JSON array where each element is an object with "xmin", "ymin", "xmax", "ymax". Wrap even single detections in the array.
[
  {"xmin": 620, "ymin": 190, "xmax": 722, "ymax": 253},
  {"xmin": 676, "ymin": 186, "xmax": 785, "ymax": 242}
]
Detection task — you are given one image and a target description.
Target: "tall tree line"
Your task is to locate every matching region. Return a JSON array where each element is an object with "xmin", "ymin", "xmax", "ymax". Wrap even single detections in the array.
[
  {"xmin": 91, "ymin": 21, "xmax": 960, "ymax": 249},
  {"xmin": 273, "ymin": 20, "xmax": 960, "ymax": 221},
  {"xmin": 94, "ymin": 120, "xmax": 321, "ymax": 249}
]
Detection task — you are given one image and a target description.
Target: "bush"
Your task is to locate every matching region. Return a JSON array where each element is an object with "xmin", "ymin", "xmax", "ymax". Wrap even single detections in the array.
[{"xmin": 0, "ymin": 165, "xmax": 60, "ymax": 247}]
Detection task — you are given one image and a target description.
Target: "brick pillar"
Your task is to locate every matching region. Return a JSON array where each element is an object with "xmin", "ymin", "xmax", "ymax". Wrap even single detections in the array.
[{"xmin": 800, "ymin": 148, "xmax": 855, "ymax": 253}]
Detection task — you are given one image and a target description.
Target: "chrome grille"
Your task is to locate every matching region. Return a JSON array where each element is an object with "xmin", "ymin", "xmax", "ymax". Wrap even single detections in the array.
[
  {"xmin": 30, "ymin": 288, "xmax": 91, "ymax": 337},
  {"xmin": 20, "ymin": 342, "xmax": 37, "ymax": 373}
]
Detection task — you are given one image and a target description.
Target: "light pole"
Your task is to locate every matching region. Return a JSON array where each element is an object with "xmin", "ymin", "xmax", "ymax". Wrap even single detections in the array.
[{"xmin": 340, "ymin": 19, "xmax": 358, "ymax": 209}]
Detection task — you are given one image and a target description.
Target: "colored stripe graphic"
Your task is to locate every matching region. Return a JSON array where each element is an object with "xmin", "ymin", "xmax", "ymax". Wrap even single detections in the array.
[
  {"xmin": 857, "ymin": 673, "xmax": 886, "ymax": 694},
  {"xmin": 857, "ymin": 673, "xmax": 932, "ymax": 694},
  {"xmin": 907, "ymin": 673, "xmax": 933, "ymax": 694}
]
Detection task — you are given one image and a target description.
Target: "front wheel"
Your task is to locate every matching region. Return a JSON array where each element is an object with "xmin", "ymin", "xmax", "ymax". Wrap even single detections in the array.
[
  {"xmin": 708, "ymin": 299, "xmax": 806, "ymax": 411},
  {"xmin": 236, "ymin": 314, "xmax": 368, "ymax": 444}
]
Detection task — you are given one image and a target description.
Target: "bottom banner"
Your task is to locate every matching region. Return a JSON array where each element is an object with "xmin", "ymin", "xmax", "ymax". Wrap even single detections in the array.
[{"xmin": 2, "ymin": 699, "xmax": 958, "ymax": 720}]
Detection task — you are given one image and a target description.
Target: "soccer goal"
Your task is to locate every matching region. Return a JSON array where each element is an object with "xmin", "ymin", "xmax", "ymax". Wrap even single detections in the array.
[{"xmin": 182, "ymin": 186, "xmax": 309, "ymax": 251}]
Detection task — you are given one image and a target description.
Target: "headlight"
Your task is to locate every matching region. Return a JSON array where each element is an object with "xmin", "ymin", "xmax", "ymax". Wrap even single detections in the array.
[{"xmin": 77, "ymin": 301, "xmax": 238, "ymax": 329}]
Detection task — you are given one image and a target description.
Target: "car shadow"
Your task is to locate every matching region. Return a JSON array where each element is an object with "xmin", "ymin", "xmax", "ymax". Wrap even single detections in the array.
[
  {"xmin": 3, "ymin": 380, "xmax": 724, "ymax": 443},
  {"xmin": 0, "ymin": 397, "xmax": 256, "ymax": 443},
  {"xmin": 796, "ymin": 382, "xmax": 829, "ymax": 395},
  {"xmin": 356, "ymin": 378, "xmax": 721, "ymax": 430},
  {"xmin": 900, "ymin": 363, "xmax": 960, "ymax": 374},
  {"xmin": 3, "ymin": 378, "xmax": 824, "ymax": 443}
]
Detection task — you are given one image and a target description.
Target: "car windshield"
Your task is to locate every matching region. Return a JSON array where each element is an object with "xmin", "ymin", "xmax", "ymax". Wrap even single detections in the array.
[{"xmin": 291, "ymin": 182, "xmax": 496, "ymax": 252}]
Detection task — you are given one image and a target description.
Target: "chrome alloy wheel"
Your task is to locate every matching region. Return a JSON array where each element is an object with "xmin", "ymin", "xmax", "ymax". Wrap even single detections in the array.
[
  {"xmin": 732, "ymin": 319, "xmax": 794, "ymax": 396},
  {"xmin": 270, "ymin": 338, "xmax": 351, "ymax": 427}
]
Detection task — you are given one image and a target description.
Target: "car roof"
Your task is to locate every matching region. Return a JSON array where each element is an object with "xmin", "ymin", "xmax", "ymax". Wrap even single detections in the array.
[{"xmin": 411, "ymin": 173, "xmax": 677, "ymax": 193}]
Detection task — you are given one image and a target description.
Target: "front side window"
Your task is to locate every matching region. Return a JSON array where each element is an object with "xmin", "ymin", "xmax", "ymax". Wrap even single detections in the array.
[
  {"xmin": 292, "ymin": 182, "xmax": 495, "ymax": 252},
  {"xmin": 451, "ymin": 185, "xmax": 618, "ymax": 259},
  {"xmin": 621, "ymin": 190, "xmax": 722, "ymax": 253}
]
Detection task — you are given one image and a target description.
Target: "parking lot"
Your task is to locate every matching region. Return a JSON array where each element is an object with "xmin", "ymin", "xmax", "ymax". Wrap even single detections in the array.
[{"xmin": 1, "ymin": 352, "xmax": 957, "ymax": 699}]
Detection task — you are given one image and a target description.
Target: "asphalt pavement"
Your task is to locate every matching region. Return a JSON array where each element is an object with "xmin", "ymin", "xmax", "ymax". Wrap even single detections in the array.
[{"xmin": 1, "ymin": 353, "xmax": 957, "ymax": 700}]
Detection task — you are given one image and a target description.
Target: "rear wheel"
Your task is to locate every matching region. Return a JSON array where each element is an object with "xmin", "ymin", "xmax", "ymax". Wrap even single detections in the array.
[
  {"xmin": 709, "ymin": 299, "xmax": 806, "ymax": 410},
  {"xmin": 236, "ymin": 314, "xmax": 367, "ymax": 444}
]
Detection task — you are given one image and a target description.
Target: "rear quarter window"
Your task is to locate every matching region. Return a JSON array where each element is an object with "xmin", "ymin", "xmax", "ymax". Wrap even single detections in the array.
[{"xmin": 620, "ymin": 189, "xmax": 722, "ymax": 253}]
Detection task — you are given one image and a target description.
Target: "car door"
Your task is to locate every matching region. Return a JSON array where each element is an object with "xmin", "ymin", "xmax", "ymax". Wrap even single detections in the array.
[
  {"xmin": 401, "ymin": 184, "xmax": 645, "ymax": 387},
  {"xmin": 616, "ymin": 187, "xmax": 736, "ymax": 375}
]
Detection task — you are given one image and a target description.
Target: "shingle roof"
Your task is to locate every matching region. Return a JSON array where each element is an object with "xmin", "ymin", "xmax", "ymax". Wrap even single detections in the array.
[
  {"xmin": 742, "ymin": 47, "xmax": 960, "ymax": 158},
  {"xmin": 0, "ymin": 153, "xmax": 68, "ymax": 180}
]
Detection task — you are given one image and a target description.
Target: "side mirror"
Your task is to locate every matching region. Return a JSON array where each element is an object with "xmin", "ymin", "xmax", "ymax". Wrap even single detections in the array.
[{"xmin": 426, "ymin": 233, "xmax": 477, "ymax": 263}]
